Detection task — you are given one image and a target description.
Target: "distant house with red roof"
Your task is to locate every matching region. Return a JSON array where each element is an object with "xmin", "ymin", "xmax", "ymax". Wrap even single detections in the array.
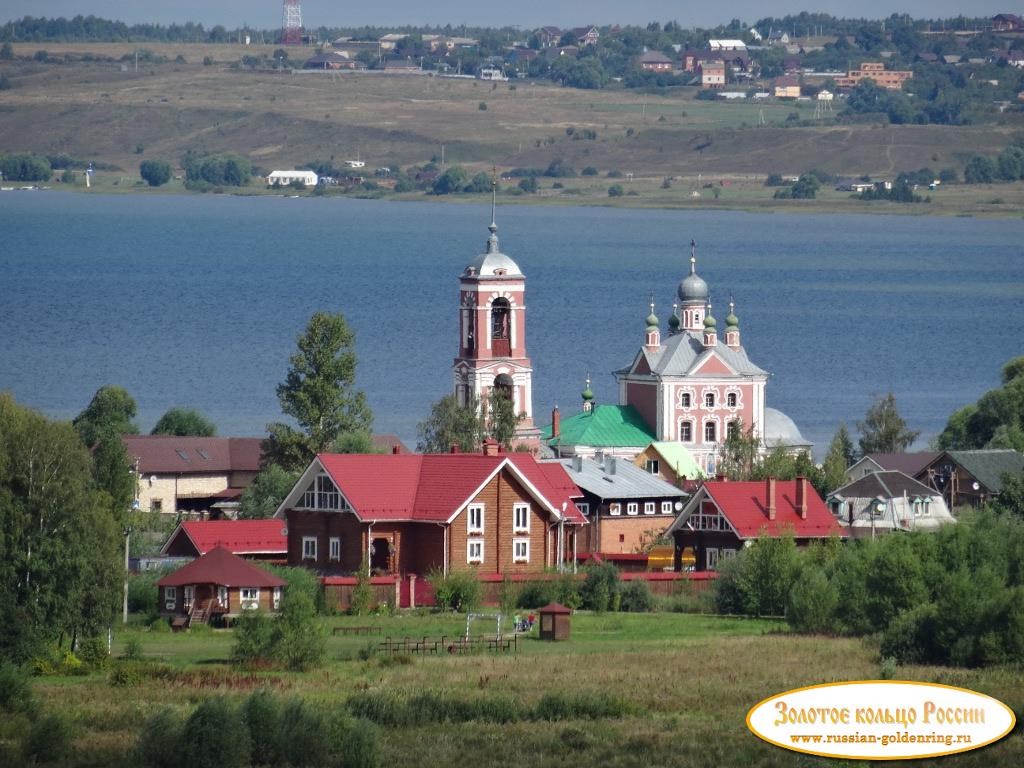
[
  {"xmin": 665, "ymin": 478, "xmax": 846, "ymax": 571},
  {"xmin": 157, "ymin": 547, "xmax": 286, "ymax": 625},
  {"xmin": 275, "ymin": 444, "xmax": 585, "ymax": 578},
  {"xmin": 160, "ymin": 520, "xmax": 288, "ymax": 562}
]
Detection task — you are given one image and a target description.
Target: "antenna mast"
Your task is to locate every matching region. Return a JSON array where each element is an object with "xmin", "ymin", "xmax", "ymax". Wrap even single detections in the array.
[{"xmin": 281, "ymin": 0, "xmax": 303, "ymax": 46}]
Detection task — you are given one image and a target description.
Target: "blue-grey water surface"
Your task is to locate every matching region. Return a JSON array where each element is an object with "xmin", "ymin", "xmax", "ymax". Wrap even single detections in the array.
[{"xmin": 1, "ymin": 191, "xmax": 1022, "ymax": 456}]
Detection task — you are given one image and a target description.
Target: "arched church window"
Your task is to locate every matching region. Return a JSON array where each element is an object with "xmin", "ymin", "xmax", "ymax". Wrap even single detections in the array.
[
  {"xmin": 679, "ymin": 421, "xmax": 693, "ymax": 442},
  {"xmin": 680, "ymin": 392, "xmax": 692, "ymax": 408},
  {"xmin": 704, "ymin": 392, "xmax": 715, "ymax": 408},
  {"xmin": 493, "ymin": 373, "xmax": 514, "ymax": 402},
  {"xmin": 704, "ymin": 421, "xmax": 717, "ymax": 443},
  {"xmin": 727, "ymin": 392, "xmax": 738, "ymax": 408},
  {"xmin": 491, "ymin": 298, "xmax": 510, "ymax": 340}
]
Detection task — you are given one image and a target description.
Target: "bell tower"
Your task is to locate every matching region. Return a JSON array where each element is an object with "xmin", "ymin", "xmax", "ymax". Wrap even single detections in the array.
[{"xmin": 452, "ymin": 187, "xmax": 540, "ymax": 450}]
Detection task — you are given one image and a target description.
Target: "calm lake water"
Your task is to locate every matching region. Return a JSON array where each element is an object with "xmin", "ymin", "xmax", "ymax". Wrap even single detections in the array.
[{"xmin": 1, "ymin": 191, "xmax": 1022, "ymax": 456}]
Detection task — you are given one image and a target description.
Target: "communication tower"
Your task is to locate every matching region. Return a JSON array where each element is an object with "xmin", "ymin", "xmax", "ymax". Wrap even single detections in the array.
[{"xmin": 281, "ymin": 0, "xmax": 303, "ymax": 46}]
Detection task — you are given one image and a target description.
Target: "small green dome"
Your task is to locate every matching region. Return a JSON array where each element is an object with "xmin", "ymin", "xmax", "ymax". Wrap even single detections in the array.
[
  {"xmin": 582, "ymin": 385, "xmax": 594, "ymax": 401},
  {"xmin": 646, "ymin": 312, "xmax": 659, "ymax": 328},
  {"xmin": 703, "ymin": 313, "xmax": 717, "ymax": 329},
  {"xmin": 725, "ymin": 311, "xmax": 739, "ymax": 328},
  {"xmin": 668, "ymin": 313, "xmax": 680, "ymax": 328}
]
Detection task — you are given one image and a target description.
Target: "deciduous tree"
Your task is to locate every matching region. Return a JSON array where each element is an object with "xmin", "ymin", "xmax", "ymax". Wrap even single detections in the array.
[
  {"xmin": 238, "ymin": 465, "xmax": 298, "ymax": 519},
  {"xmin": 73, "ymin": 385, "xmax": 139, "ymax": 448},
  {"xmin": 139, "ymin": 159, "xmax": 172, "ymax": 187},
  {"xmin": 151, "ymin": 407, "xmax": 217, "ymax": 436},
  {"xmin": 857, "ymin": 392, "xmax": 919, "ymax": 455},
  {"xmin": 417, "ymin": 394, "xmax": 485, "ymax": 453}
]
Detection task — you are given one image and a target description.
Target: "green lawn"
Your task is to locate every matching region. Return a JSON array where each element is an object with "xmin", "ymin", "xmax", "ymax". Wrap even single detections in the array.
[{"xmin": 13, "ymin": 611, "xmax": 1022, "ymax": 767}]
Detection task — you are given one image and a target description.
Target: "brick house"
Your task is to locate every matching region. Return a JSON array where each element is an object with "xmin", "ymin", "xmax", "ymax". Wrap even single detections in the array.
[
  {"xmin": 834, "ymin": 62, "xmax": 912, "ymax": 91},
  {"xmin": 773, "ymin": 75, "xmax": 801, "ymax": 98},
  {"xmin": 555, "ymin": 454, "xmax": 687, "ymax": 556},
  {"xmin": 276, "ymin": 446, "xmax": 585, "ymax": 578},
  {"xmin": 639, "ymin": 50, "xmax": 675, "ymax": 72},
  {"xmin": 700, "ymin": 59, "xmax": 726, "ymax": 88},
  {"xmin": 664, "ymin": 478, "xmax": 846, "ymax": 572}
]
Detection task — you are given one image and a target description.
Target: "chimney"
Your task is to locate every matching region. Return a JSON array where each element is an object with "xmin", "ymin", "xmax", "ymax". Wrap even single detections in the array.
[
  {"xmin": 766, "ymin": 477, "xmax": 776, "ymax": 521},
  {"xmin": 608, "ymin": 457, "xmax": 617, "ymax": 475},
  {"xmin": 572, "ymin": 455, "xmax": 583, "ymax": 473},
  {"xmin": 392, "ymin": 445, "xmax": 401, "ymax": 455},
  {"xmin": 450, "ymin": 444, "xmax": 460, "ymax": 454},
  {"xmin": 482, "ymin": 438, "xmax": 500, "ymax": 457},
  {"xmin": 551, "ymin": 406, "xmax": 561, "ymax": 439},
  {"xmin": 796, "ymin": 476, "xmax": 808, "ymax": 519}
]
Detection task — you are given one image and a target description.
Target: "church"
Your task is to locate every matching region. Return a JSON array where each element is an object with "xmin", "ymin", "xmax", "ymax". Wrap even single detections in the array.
[{"xmin": 543, "ymin": 242, "xmax": 811, "ymax": 474}]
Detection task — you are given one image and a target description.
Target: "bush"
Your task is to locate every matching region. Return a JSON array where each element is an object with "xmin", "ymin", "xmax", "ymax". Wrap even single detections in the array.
[
  {"xmin": 181, "ymin": 698, "xmax": 250, "ymax": 768},
  {"xmin": 0, "ymin": 153, "xmax": 52, "ymax": 182},
  {"xmin": 109, "ymin": 662, "xmax": 143, "ymax": 688},
  {"xmin": 580, "ymin": 563, "xmax": 620, "ymax": 612},
  {"xmin": 231, "ymin": 610, "xmax": 275, "ymax": 666},
  {"xmin": 534, "ymin": 692, "xmax": 630, "ymax": 720},
  {"xmin": 607, "ymin": 184, "xmax": 624, "ymax": 197},
  {"xmin": 764, "ymin": 173, "xmax": 785, "ymax": 186},
  {"xmin": 581, "ymin": 166, "xmax": 598, "ymax": 176},
  {"xmin": 518, "ymin": 176, "xmax": 538, "ymax": 193},
  {"xmin": 478, "ymin": 101, "xmax": 487, "ymax": 110},
  {"xmin": 517, "ymin": 579, "xmax": 555, "ymax": 609},
  {"xmin": 342, "ymin": 718, "xmax": 381, "ymax": 768},
  {"xmin": 349, "ymin": 572, "xmax": 375, "ymax": 616},
  {"xmin": 121, "ymin": 636, "xmax": 144, "ymax": 661},
  {"xmin": 0, "ymin": 662, "xmax": 33, "ymax": 714},
  {"xmin": 618, "ymin": 579, "xmax": 654, "ymax": 613},
  {"xmin": 272, "ymin": 591, "xmax": 325, "ymax": 671},
  {"xmin": 77, "ymin": 636, "xmax": 110, "ymax": 671},
  {"xmin": 242, "ymin": 689, "xmax": 282, "ymax": 766},
  {"xmin": 139, "ymin": 159, "xmax": 172, "ymax": 187},
  {"xmin": 543, "ymin": 159, "xmax": 576, "ymax": 177},
  {"xmin": 428, "ymin": 569, "xmax": 482, "ymax": 612},
  {"xmin": 22, "ymin": 713, "xmax": 74, "ymax": 765},
  {"xmin": 278, "ymin": 698, "xmax": 329, "ymax": 766},
  {"xmin": 264, "ymin": 564, "xmax": 324, "ymax": 614},
  {"xmin": 786, "ymin": 566, "xmax": 838, "ymax": 633}
]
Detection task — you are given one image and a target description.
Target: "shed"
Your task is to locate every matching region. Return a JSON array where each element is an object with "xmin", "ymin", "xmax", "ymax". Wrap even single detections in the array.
[{"xmin": 538, "ymin": 602, "xmax": 571, "ymax": 641}]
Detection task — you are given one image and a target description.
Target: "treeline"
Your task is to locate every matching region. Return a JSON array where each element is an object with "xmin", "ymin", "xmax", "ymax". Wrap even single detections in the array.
[
  {"xmin": 1, "ymin": 16, "xmax": 242, "ymax": 43},
  {"xmin": 715, "ymin": 507, "xmax": 1024, "ymax": 667}
]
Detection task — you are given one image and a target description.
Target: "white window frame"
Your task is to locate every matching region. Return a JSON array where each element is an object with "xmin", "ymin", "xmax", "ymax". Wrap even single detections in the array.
[
  {"xmin": 627, "ymin": 502, "xmax": 639, "ymax": 516},
  {"xmin": 706, "ymin": 547, "xmax": 720, "ymax": 571},
  {"xmin": 240, "ymin": 587, "xmax": 260, "ymax": 611},
  {"xmin": 467, "ymin": 540, "xmax": 484, "ymax": 564},
  {"xmin": 679, "ymin": 420, "xmax": 694, "ymax": 443},
  {"xmin": 575, "ymin": 502, "xmax": 590, "ymax": 516},
  {"xmin": 644, "ymin": 501, "xmax": 656, "ymax": 515},
  {"xmin": 645, "ymin": 459, "xmax": 660, "ymax": 475},
  {"xmin": 704, "ymin": 421, "xmax": 718, "ymax": 443},
  {"xmin": 726, "ymin": 390, "xmax": 740, "ymax": 409},
  {"xmin": 329, "ymin": 536, "xmax": 341, "ymax": 561},
  {"xmin": 468, "ymin": 503, "xmax": 485, "ymax": 534},
  {"xmin": 609, "ymin": 503, "xmax": 621, "ymax": 516},
  {"xmin": 513, "ymin": 502, "xmax": 530, "ymax": 533},
  {"xmin": 183, "ymin": 585, "xmax": 194, "ymax": 610},
  {"xmin": 217, "ymin": 586, "xmax": 228, "ymax": 609},
  {"xmin": 272, "ymin": 586, "xmax": 282, "ymax": 611},
  {"xmin": 164, "ymin": 586, "xmax": 177, "ymax": 610},
  {"xmin": 302, "ymin": 536, "xmax": 317, "ymax": 561},
  {"xmin": 513, "ymin": 538, "xmax": 530, "ymax": 563},
  {"xmin": 661, "ymin": 501, "xmax": 674, "ymax": 515},
  {"xmin": 704, "ymin": 392, "xmax": 716, "ymax": 408}
]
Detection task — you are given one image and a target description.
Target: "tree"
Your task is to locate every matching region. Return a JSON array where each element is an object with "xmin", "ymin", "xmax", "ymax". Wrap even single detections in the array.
[
  {"xmin": 937, "ymin": 357, "xmax": 1024, "ymax": 453},
  {"xmin": 240, "ymin": 466, "xmax": 299, "ymax": 520},
  {"xmin": 139, "ymin": 159, "xmax": 172, "ymax": 187},
  {"xmin": 488, "ymin": 388, "xmax": 523, "ymax": 449},
  {"xmin": 73, "ymin": 385, "xmax": 139, "ymax": 448},
  {"xmin": 417, "ymin": 394, "xmax": 484, "ymax": 453},
  {"xmin": 0, "ymin": 394, "xmax": 121, "ymax": 658},
  {"xmin": 431, "ymin": 166, "xmax": 468, "ymax": 194},
  {"xmin": 857, "ymin": 393, "xmax": 919, "ymax": 455},
  {"xmin": 0, "ymin": 42, "xmax": 13, "ymax": 60},
  {"xmin": 265, "ymin": 311, "xmax": 372, "ymax": 472},
  {"xmin": 964, "ymin": 155, "xmax": 996, "ymax": 184},
  {"xmin": 822, "ymin": 423, "xmax": 856, "ymax": 493},
  {"xmin": 151, "ymin": 407, "xmax": 217, "ymax": 436}
]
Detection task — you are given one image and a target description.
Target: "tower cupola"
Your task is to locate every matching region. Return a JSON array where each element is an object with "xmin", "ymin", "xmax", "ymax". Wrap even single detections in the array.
[
  {"xmin": 644, "ymin": 296, "xmax": 660, "ymax": 351},
  {"xmin": 582, "ymin": 376, "xmax": 595, "ymax": 413},
  {"xmin": 678, "ymin": 240, "xmax": 709, "ymax": 331},
  {"xmin": 725, "ymin": 296, "xmax": 741, "ymax": 349},
  {"xmin": 703, "ymin": 301, "xmax": 717, "ymax": 347},
  {"xmin": 668, "ymin": 302, "xmax": 680, "ymax": 335}
]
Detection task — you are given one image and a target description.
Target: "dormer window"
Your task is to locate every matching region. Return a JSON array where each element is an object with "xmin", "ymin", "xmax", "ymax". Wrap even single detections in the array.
[{"xmin": 300, "ymin": 474, "xmax": 344, "ymax": 511}]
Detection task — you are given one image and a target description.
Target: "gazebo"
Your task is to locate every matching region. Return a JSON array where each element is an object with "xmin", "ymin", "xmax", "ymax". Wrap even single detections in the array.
[{"xmin": 156, "ymin": 546, "xmax": 287, "ymax": 628}]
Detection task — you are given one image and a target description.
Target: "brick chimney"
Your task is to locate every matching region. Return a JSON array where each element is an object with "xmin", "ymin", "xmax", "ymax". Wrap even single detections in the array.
[
  {"xmin": 482, "ymin": 437, "xmax": 500, "ymax": 457},
  {"xmin": 796, "ymin": 476, "xmax": 808, "ymax": 520},
  {"xmin": 766, "ymin": 477, "xmax": 776, "ymax": 521},
  {"xmin": 551, "ymin": 406, "xmax": 561, "ymax": 439},
  {"xmin": 450, "ymin": 444, "xmax": 460, "ymax": 454},
  {"xmin": 392, "ymin": 445, "xmax": 401, "ymax": 455}
]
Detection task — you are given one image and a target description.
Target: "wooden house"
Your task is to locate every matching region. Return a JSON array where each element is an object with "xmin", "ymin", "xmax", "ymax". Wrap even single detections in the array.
[
  {"xmin": 156, "ymin": 547, "xmax": 286, "ymax": 626},
  {"xmin": 827, "ymin": 471, "xmax": 956, "ymax": 537},
  {"xmin": 276, "ymin": 447, "xmax": 585, "ymax": 578},
  {"xmin": 665, "ymin": 478, "xmax": 845, "ymax": 572},
  {"xmin": 633, "ymin": 440, "xmax": 705, "ymax": 488},
  {"xmin": 160, "ymin": 519, "xmax": 288, "ymax": 562}
]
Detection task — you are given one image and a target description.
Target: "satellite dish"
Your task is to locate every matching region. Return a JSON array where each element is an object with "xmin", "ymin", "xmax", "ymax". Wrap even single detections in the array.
[
  {"xmin": 972, "ymin": 482, "xmax": 980, "ymax": 491},
  {"xmin": 674, "ymin": 501, "xmax": 684, "ymax": 511},
  {"xmin": 281, "ymin": 527, "xmax": 288, "ymax": 536},
  {"xmin": 149, "ymin": 475, "xmax": 157, "ymax": 484}
]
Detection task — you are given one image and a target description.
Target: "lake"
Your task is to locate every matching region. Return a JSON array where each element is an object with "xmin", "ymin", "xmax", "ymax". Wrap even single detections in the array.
[{"xmin": 1, "ymin": 191, "xmax": 1022, "ymax": 457}]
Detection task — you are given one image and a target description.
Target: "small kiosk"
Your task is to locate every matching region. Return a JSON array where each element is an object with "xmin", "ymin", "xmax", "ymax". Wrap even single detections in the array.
[{"xmin": 538, "ymin": 603, "xmax": 572, "ymax": 641}]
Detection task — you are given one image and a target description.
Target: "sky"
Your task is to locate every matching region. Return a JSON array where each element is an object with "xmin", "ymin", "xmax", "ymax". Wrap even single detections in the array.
[{"xmin": 0, "ymin": 2, "xmax": 1008, "ymax": 31}]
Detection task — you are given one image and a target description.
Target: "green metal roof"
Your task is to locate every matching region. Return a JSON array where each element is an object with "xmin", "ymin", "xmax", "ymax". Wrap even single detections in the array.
[
  {"xmin": 542, "ymin": 405, "xmax": 656, "ymax": 448},
  {"xmin": 648, "ymin": 441, "xmax": 706, "ymax": 480},
  {"xmin": 946, "ymin": 450, "xmax": 1024, "ymax": 493}
]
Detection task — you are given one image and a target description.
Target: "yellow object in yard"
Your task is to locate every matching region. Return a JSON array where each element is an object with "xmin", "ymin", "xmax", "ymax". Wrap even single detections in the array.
[{"xmin": 647, "ymin": 545, "xmax": 675, "ymax": 571}]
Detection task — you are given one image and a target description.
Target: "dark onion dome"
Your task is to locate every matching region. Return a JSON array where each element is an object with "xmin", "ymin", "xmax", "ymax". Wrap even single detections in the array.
[
  {"xmin": 668, "ymin": 313, "xmax": 680, "ymax": 329},
  {"xmin": 646, "ymin": 311, "xmax": 659, "ymax": 328},
  {"xmin": 677, "ymin": 255, "xmax": 708, "ymax": 303}
]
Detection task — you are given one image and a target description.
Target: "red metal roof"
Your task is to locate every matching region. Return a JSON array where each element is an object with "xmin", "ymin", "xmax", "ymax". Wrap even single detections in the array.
[
  {"xmin": 156, "ymin": 547, "xmax": 287, "ymax": 588},
  {"xmin": 704, "ymin": 479, "xmax": 845, "ymax": 539},
  {"xmin": 315, "ymin": 452, "xmax": 585, "ymax": 524},
  {"xmin": 162, "ymin": 520, "xmax": 288, "ymax": 556},
  {"xmin": 122, "ymin": 436, "xmax": 264, "ymax": 474}
]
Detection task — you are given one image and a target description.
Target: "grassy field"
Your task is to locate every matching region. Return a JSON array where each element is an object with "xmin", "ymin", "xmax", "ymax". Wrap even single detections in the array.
[
  {"xmin": 2, "ymin": 41, "xmax": 1023, "ymax": 220},
  {"xmin": 11, "ymin": 612, "xmax": 1023, "ymax": 767}
]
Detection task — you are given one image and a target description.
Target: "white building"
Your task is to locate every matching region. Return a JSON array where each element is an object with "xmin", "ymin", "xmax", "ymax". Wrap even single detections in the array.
[{"xmin": 267, "ymin": 170, "xmax": 318, "ymax": 187}]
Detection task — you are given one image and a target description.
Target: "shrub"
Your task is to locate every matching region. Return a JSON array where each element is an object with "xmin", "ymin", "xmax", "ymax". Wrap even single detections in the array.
[
  {"xmin": 428, "ymin": 569, "xmax": 482, "ymax": 612},
  {"xmin": 349, "ymin": 569, "xmax": 375, "ymax": 616},
  {"xmin": 517, "ymin": 580, "xmax": 555, "ymax": 609},
  {"xmin": 478, "ymin": 101, "xmax": 487, "ymax": 110},
  {"xmin": 0, "ymin": 663, "xmax": 33, "ymax": 714},
  {"xmin": 618, "ymin": 579, "xmax": 654, "ymax": 613},
  {"xmin": 139, "ymin": 159, "xmax": 172, "ymax": 187},
  {"xmin": 764, "ymin": 173, "xmax": 785, "ymax": 186},
  {"xmin": 272, "ymin": 592, "xmax": 325, "ymax": 671},
  {"xmin": 518, "ymin": 176, "xmax": 538, "ymax": 193},
  {"xmin": 342, "ymin": 718, "xmax": 381, "ymax": 768},
  {"xmin": 121, "ymin": 636, "xmax": 144, "ymax": 661},
  {"xmin": 786, "ymin": 566, "xmax": 838, "ymax": 633},
  {"xmin": 242, "ymin": 690, "xmax": 281, "ymax": 766},
  {"xmin": 22, "ymin": 713, "xmax": 74, "ymax": 765},
  {"xmin": 181, "ymin": 698, "xmax": 250, "ymax": 768},
  {"xmin": 109, "ymin": 662, "xmax": 143, "ymax": 688},
  {"xmin": 279, "ymin": 698, "xmax": 329, "ymax": 766},
  {"xmin": 580, "ymin": 562, "xmax": 620, "ymax": 612},
  {"xmin": 581, "ymin": 166, "xmax": 598, "ymax": 176},
  {"xmin": 231, "ymin": 610, "xmax": 275, "ymax": 666},
  {"xmin": 543, "ymin": 158, "xmax": 576, "ymax": 177},
  {"xmin": 136, "ymin": 708, "xmax": 183, "ymax": 768},
  {"xmin": 607, "ymin": 184, "xmax": 624, "ymax": 197},
  {"xmin": 607, "ymin": 169, "xmax": 624, "ymax": 178},
  {"xmin": 534, "ymin": 692, "xmax": 629, "ymax": 720},
  {"xmin": 77, "ymin": 636, "xmax": 109, "ymax": 671}
]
